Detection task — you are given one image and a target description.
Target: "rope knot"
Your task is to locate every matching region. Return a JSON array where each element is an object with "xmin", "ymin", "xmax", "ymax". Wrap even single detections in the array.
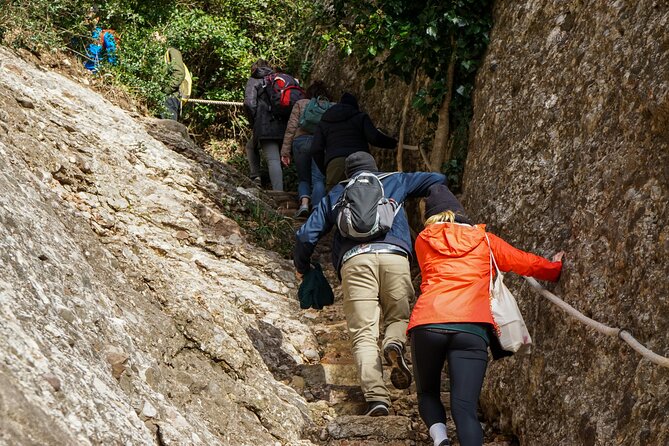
[{"xmin": 617, "ymin": 327, "xmax": 629, "ymax": 340}]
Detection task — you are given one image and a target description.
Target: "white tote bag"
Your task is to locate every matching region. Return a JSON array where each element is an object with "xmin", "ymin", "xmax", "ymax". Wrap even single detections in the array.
[{"xmin": 485, "ymin": 234, "xmax": 532, "ymax": 354}]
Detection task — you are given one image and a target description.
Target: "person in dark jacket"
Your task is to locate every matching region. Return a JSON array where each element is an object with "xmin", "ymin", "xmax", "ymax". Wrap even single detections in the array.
[
  {"xmin": 294, "ymin": 151, "xmax": 447, "ymax": 416},
  {"xmin": 243, "ymin": 59, "xmax": 287, "ymax": 191},
  {"xmin": 162, "ymin": 47, "xmax": 186, "ymax": 121},
  {"xmin": 311, "ymin": 93, "xmax": 397, "ymax": 189}
]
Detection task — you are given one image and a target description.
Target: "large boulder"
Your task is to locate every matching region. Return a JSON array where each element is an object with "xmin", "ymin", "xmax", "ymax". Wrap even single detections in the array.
[
  {"xmin": 0, "ymin": 46, "xmax": 317, "ymax": 446},
  {"xmin": 464, "ymin": 1, "xmax": 668, "ymax": 445}
]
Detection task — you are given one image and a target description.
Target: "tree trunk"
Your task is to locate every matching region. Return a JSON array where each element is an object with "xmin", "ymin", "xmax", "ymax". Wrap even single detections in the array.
[
  {"xmin": 396, "ymin": 76, "xmax": 416, "ymax": 171},
  {"xmin": 430, "ymin": 35, "xmax": 456, "ymax": 172}
]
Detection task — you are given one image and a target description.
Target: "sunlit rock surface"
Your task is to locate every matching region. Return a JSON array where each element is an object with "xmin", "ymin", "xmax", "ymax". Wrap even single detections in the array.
[{"xmin": 0, "ymin": 46, "xmax": 318, "ymax": 446}]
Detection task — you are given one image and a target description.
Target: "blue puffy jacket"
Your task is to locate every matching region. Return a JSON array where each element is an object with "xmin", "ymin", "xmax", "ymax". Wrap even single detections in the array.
[
  {"xmin": 84, "ymin": 27, "xmax": 118, "ymax": 72},
  {"xmin": 294, "ymin": 171, "xmax": 447, "ymax": 276}
]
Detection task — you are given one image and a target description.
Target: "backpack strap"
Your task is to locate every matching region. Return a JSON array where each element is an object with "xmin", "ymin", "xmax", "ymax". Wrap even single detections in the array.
[
  {"xmin": 376, "ymin": 172, "xmax": 399, "ymax": 180},
  {"xmin": 258, "ymin": 75, "xmax": 274, "ymax": 107},
  {"xmin": 315, "ymin": 96, "xmax": 331, "ymax": 110},
  {"xmin": 484, "ymin": 232, "xmax": 501, "ymax": 293},
  {"xmin": 338, "ymin": 171, "xmax": 398, "ymax": 182},
  {"xmin": 374, "ymin": 172, "xmax": 403, "ymax": 215}
]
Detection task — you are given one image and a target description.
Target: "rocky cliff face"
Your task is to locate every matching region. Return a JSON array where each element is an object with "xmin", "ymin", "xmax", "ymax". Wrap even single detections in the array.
[
  {"xmin": 0, "ymin": 46, "xmax": 318, "ymax": 445},
  {"xmin": 463, "ymin": 1, "xmax": 668, "ymax": 445}
]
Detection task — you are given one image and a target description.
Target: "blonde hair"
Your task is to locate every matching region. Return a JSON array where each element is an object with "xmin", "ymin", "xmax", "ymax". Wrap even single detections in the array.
[{"xmin": 425, "ymin": 210, "xmax": 456, "ymax": 226}]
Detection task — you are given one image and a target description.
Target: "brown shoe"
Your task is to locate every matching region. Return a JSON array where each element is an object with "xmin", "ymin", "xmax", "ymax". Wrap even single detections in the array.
[{"xmin": 383, "ymin": 342, "xmax": 412, "ymax": 389}]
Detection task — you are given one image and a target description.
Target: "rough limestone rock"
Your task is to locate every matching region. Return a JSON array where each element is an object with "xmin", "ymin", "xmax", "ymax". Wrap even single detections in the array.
[
  {"xmin": 0, "ymin": 46, "xmax": 319, "ymax": 445},
  {"xmin": 464, "ymin": 2, "xmax": 668, "ymax": 445}
]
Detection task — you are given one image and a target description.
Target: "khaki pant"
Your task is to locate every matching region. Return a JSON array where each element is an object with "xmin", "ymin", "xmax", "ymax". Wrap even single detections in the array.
[
  {"xmin": 325, "ymin": 156, "xmax": 346, "ymax": 190},
  {"xmin": 340, "ymin": 252, "xmax": 413, "ymax": 405}
]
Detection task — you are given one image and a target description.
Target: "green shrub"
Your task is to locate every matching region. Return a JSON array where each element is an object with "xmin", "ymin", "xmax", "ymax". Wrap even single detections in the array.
[
  {"xmin": 301, "ymin": 0, "xmax": 493, "ymax": 189},
  {"xmin": 0, "ymin": 0, "xmax": 311, "ymax": 137}
]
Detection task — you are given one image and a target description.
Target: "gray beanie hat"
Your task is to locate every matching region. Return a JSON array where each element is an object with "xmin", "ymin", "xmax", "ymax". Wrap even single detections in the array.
[{"xmin": 345, "ymin": 151, "xmax": 378, "ymax": 178}]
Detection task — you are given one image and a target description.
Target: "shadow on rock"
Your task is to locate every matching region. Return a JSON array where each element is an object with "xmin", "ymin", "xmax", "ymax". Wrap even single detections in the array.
[{"xmin": 246, "ymin": 320, "xmax": 298, "ymax": 381}]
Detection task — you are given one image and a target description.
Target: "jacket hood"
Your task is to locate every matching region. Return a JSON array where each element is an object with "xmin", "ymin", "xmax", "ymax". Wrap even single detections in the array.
[
  {"xmin": 252, "ymin": 66, "xmax": 273, "ymax": 79},
  {"xmin": 418, "ymin": 223, "xmax": 486, "ymax": 257},
  {"xmin": 321, "ymin": 103, "xmax": 360, "ymax": 123},
  {"xmin": 165, "ymin": 47, "xmax": 183, "ymax": 65}
]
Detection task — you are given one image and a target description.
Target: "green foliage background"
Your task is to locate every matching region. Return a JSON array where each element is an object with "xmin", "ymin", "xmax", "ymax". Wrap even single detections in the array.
[
  {"xmin": 0, "ymin": 0, "xmax": 493, "ymax": 251},
  {"xmin": 305, "ymin": 0, "xmax": 493, "ymax": 191},
  {"xmin": 0, "ymin": 0, "xmax": 314, "ymax": 138}
]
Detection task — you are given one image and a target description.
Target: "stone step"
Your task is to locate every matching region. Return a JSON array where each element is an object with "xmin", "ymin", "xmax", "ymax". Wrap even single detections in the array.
[
  {"xmin": 265, "ymin": 189, "xmax": 298, "ymax": 205},
  {"xmin": 325, "ymin": 415, "xmax": 414, "ymax": 442},
  {"xmin": 276, "ymin": 206, "xmax": 299, "ymax": 217}
]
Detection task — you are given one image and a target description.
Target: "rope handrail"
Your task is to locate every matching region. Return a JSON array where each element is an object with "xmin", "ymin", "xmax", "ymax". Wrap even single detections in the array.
[
  {"xmin": 523, "ymin": 276, "xmax": 669, "ymax": 368},
  {"xmin": 184, "ymin": 98, "xmax": 244, "ymax": 106}
]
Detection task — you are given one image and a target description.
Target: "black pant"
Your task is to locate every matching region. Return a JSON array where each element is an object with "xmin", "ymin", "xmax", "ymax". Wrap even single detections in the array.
[
  {"xmin": 163, "ymin": 95, "xmax": 181, "ymax": 121},
  {"xmin": 410, "ymin": 328, "xmax": 488, "ymax": 446}
]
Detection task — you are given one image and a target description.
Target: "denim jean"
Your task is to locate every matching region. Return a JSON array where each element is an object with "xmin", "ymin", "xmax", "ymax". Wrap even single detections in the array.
[
  {"xmin": 293, "ymin": 135, "xmax": 325, "ymax": 203},
  {"xmin": 311, "ymin": 160, "xmax": 326, "ymax": 205}
]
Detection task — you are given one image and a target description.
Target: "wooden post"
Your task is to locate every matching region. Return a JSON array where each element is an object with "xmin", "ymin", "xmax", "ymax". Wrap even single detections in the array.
[
  {"xmin": 429, "ymin": 33, "xmax": 456, "ymax": 172},
  {"xmin": 396, "ymin": 77, "xmax": 415, "ymax": 171}
]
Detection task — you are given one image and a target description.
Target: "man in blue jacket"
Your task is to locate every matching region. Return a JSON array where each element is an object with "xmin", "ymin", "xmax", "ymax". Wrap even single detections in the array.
[{"xmin": 294, "ymin": 151, "xmax": 447, "ymax": 416}]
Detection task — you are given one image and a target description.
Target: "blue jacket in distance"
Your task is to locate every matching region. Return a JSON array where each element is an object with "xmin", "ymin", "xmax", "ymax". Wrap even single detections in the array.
[{"xmin": 294, "ymin": 171, "xmax": 447, "ymax": 277}]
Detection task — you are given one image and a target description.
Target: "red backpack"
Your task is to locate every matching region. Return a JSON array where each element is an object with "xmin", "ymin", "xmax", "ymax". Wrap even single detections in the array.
[{"xmin": 262, "ymin": 73, "xmax": 305, "ymax": 118}]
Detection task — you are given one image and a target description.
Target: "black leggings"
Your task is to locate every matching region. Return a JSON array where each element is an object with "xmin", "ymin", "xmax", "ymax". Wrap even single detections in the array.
[{"xmin": 410, "ymin": 328, "xmax": 488, "ymax": 446}]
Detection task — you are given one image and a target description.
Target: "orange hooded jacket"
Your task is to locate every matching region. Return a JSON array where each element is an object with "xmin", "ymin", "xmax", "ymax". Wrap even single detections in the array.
[{"xmin": 407, "ymin": 222, "xmax": 562, "ymax": 331}]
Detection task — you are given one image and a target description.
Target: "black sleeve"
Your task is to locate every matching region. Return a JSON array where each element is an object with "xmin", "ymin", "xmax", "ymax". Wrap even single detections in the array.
[
  {"xmin": 243, "ymin": 79, "xmax": 259, "ymax": 125},
  {"xmin": 361, "ymin": 113, "xmax": 397, "ymax": 149},
  {"xmin": 311, "ymin": 124, "xmax": 326, "ymax": 173},
  {"xmin": 293, "ymin": 241, "xmax": 315, "ymax": 274}
]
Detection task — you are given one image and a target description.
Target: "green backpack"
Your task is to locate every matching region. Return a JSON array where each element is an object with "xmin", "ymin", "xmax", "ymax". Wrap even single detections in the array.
[{"xmin": 299, "ymin": 97, "xmax": 333, "ymax": 133}]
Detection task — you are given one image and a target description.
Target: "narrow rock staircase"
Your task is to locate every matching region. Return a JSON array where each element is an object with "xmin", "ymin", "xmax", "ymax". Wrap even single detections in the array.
[{"xmin": 270, "ymin": 193, "xmax": 514, "ymax": 445}]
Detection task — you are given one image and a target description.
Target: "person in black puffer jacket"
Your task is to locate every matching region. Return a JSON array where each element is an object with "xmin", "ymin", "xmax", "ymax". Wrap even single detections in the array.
[
  {"xmin": 243, "ymin": 59, "xmax": 287, "ymax": 191},
  {"xmin": 311, "ymin": 92, "xmax": 397, "ymax": 189}
]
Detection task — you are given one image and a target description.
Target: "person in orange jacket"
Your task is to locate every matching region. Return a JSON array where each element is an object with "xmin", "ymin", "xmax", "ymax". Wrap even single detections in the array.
[{"xmin": 408, "ymin": 184, "xmax": 564, "ymax": 446}]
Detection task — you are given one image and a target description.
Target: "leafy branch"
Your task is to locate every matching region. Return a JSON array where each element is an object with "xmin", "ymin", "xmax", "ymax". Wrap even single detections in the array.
[{"xmin": 312, "ymin": 0, "xmax": 492, "ymax": 182}]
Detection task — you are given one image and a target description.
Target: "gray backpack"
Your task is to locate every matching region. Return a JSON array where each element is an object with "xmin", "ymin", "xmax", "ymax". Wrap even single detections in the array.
[{"xmin": 333, "ymin": 172, "xmax": 401, "ymax": 241}]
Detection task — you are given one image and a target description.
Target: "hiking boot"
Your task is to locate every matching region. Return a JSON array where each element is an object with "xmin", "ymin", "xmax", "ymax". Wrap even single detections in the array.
[
  {"xmin": 363, "ymin": 401, "xmax": 389, "ymax": 417},
  {"xmin": 251, "ymin": 176, "xmax": 262, "ymax": 186},
  {"xmin": 293, "ymin": 204, "xmax": 310, "ymax": 219},
  {"xmin": 383, "ymin": 342, "xmax": 412, "ymax": 390}
]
